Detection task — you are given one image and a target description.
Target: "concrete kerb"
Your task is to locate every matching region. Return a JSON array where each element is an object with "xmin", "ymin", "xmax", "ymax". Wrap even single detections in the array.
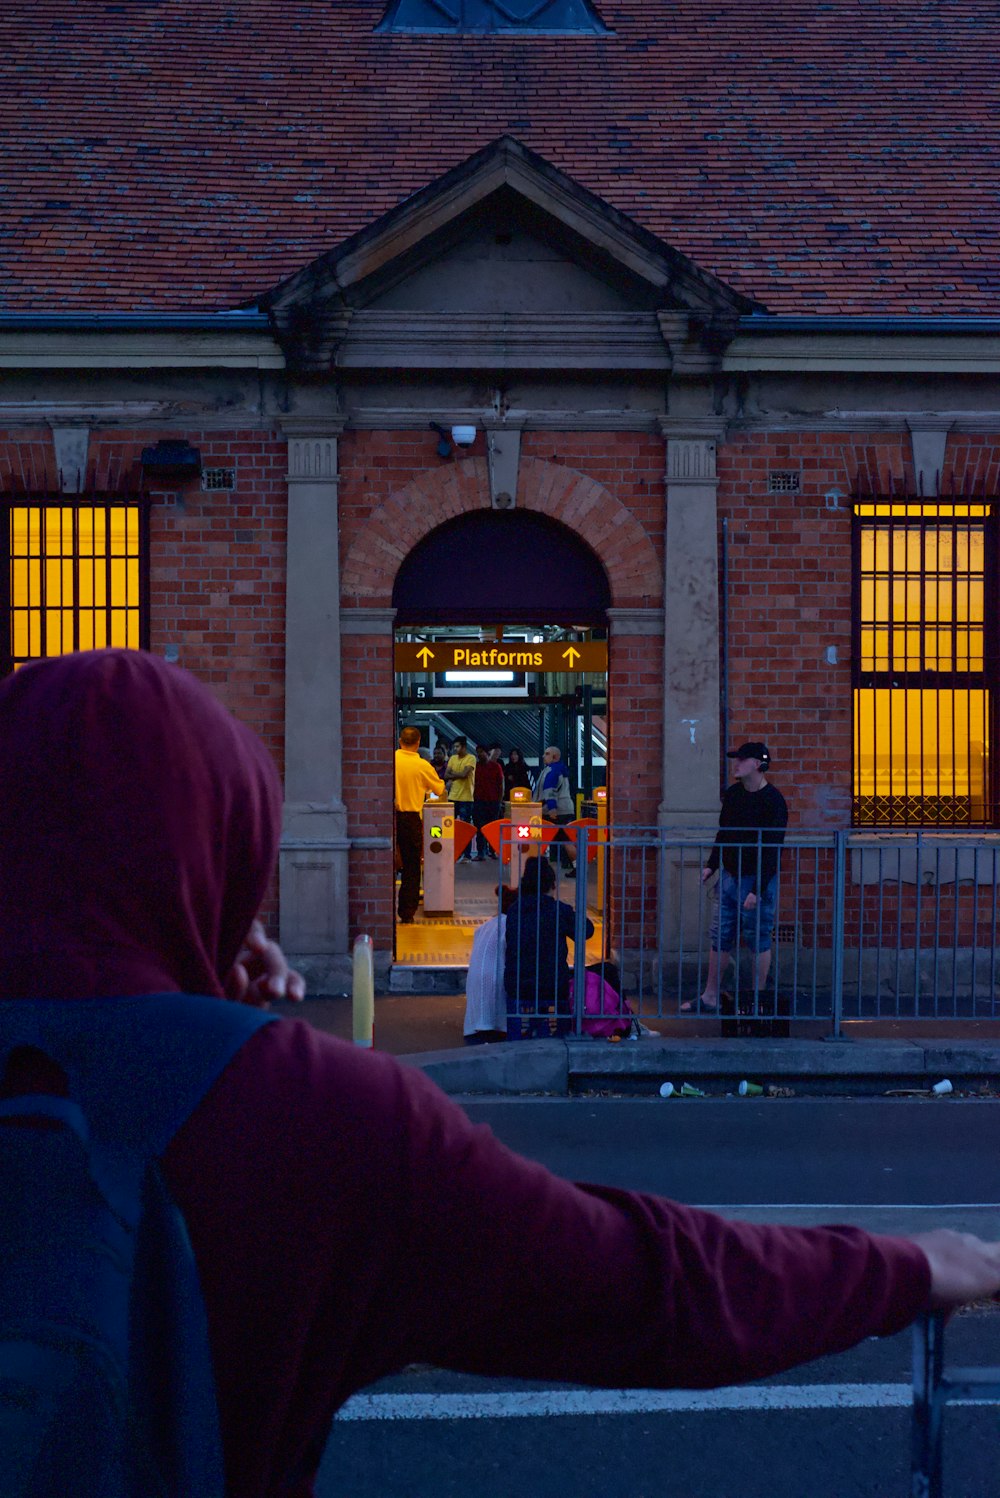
[{"xmin": 399, "ymin": 1037, "xmax": 1000, "ymax": 1097}]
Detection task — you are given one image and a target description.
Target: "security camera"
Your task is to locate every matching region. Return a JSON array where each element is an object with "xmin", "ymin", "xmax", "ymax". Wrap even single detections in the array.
[{"xmin": 451, "ymin": 425, "xmax": 477, "ymax": 448}]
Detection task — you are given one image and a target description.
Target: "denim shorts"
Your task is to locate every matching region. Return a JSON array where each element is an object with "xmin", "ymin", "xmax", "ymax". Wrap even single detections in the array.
[{"xmin": 710, "ymin": 871, "xmax": 779, "ymax": 954}]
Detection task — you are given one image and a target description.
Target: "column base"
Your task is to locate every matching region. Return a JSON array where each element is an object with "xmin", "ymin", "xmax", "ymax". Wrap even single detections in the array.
[{"xmin": 279, "ymin": 803, "xmax": 350, "ymax": 955}]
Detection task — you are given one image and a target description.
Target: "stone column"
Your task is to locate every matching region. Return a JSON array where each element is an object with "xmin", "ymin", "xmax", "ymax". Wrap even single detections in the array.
[
  {"xmin": 655, "ymin": 425, "xmax": 726, "ymax": 959},
  {"xmin": 658, "ymin": 425, "xmax": 725, "ymax": 829},
  {"xmin": 279, "ymin": 422, "xmax": 350, "ymax": 960}
]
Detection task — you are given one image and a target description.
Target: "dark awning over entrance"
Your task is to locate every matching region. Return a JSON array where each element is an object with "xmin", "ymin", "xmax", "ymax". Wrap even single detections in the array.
[{"xmin": 392, "ymin": 509, "xmax": 610, "ymax": 625}]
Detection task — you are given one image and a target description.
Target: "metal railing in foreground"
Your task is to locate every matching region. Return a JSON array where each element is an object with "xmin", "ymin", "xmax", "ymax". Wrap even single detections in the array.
[
  {"xmin": 496, "ymin": 826, "xmax": 1000, "ymax": 1037},
  {"xmin": 912, "ymin": 1311, "xmax": 1000, "ymax": 1497}
]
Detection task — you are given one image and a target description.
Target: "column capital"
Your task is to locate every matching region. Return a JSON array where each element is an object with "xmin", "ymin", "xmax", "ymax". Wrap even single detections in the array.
[
  {"xmin": 663, "ymin": 435, "xmax": 720, "ymax": 484},
  {"xmin": 282, "ymin": 420, "xmax": 346, "ymax": 484}
]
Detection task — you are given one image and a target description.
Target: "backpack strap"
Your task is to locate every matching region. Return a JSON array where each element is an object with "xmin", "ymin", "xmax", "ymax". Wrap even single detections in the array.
[{"xmin": 0, "ymin": 995, "xmax": 277, "ymax": 1214}]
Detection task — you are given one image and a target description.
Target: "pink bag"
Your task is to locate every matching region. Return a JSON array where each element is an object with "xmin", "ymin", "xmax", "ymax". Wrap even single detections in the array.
[{"xmin": 569, "ymin": 970, "xmax": 633, "ymax": 1039}]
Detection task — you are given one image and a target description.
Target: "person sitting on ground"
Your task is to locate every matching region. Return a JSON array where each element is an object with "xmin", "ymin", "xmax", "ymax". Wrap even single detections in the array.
[
  {"xmin": 463, "ymin": 884, "xmax": 518, "ymax": 1045},
  {"xmin": 3, "ymin": 649, "xmax": 1000, "ymax": 1498},
  {"xmin": 503, "ymin": 855, "xmax": 593, "ymax": 1039}
]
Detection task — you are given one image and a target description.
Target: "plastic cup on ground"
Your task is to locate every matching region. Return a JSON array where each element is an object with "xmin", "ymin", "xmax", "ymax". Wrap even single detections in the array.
[
  {"xmin": 738, "ymin": 1080, "xmax": 763, "ymax": 1097},
  {"xmin": 931, "ymin": 1079, "xmax": 953, "ymax": 1095},
  {"xmin": 659, "ymin": 1081, "xmax": 675, "ymax": 1098}
]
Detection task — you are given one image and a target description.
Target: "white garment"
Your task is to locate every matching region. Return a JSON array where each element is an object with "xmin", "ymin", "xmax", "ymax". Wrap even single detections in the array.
[{"xmin": 463, "ymin": 914, "xmax": 507, "ymax": 1035}]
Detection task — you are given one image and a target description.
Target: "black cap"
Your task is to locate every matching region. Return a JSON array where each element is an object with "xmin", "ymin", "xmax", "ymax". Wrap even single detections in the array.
[{"xmin": 727, "ymin": 741, "xmax": 770, "ymax": 766}]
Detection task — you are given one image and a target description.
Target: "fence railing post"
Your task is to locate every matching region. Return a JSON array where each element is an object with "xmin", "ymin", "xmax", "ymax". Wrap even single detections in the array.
[
  {"xmin": 572, "ymin": 826, "xmax": 590, "ymax": 1036},
  {"xmin": 830, "ymin": 830, "xmax": 847, "ymax": 1038},
  {"xmin": 352, "ymin": 933, "xmax": 374, "ymax": 1048}
]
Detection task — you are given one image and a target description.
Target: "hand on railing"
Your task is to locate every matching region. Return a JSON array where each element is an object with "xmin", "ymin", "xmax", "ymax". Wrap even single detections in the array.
[{"xmin": 909, "ymin": 1228, "xmax": 1000, "ymax": 1310}]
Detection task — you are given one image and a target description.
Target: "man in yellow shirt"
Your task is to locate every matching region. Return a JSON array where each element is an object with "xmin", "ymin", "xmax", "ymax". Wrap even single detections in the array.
[
  {"xmin": 445, "ymin": 735, "xmax": 477, "ymax": 863},
  {"xmin": 394, "ymin": 727, "xmax": 446, "ymax": 923}
]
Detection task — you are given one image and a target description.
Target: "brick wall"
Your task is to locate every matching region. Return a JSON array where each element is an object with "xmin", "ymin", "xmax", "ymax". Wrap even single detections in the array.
[
  {"xmin": 0, "ymin": 427, "xmax": 288, "ymax": 928},
  {"xmin": 719, "ymin": 431, "xmax": 1000, "ymax": 832}
]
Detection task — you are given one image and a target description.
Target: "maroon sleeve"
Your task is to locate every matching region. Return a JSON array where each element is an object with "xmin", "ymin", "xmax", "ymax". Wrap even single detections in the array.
[{"xmin": 165, "ymin": 1020, "xmax": 931, "ymax": 1497}]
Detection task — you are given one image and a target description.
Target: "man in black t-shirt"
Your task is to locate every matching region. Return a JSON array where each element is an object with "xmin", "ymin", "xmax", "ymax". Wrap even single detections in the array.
[{"xmin": 683, "ymin": 741, "xmax": 788, "ymax": 1012}]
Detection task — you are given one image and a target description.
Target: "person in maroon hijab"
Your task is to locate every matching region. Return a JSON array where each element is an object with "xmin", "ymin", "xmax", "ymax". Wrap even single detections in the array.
[{"xmin": 1, "ymin": 649, "xmax": 998, "ymax": 1498}]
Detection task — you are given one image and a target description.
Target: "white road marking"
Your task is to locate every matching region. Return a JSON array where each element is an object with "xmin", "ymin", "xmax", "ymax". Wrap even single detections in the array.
[{"xmin": 337, "ymin": 1384, "xmax": 932, "ymax": 1422}]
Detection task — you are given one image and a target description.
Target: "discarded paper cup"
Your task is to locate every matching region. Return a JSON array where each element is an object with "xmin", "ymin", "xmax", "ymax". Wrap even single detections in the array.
[
  {"xmin": 680, "ymin": 1082, "xmax": 706, "ymax": 1098},
  {"xmin": 738, "ymin": 1080, "xmax": 763, "ymax": 1097},
  {"xmin": 931, "ymin": 1079, "xmax": 953, "ymax": 1095},
  {"xmin": 659, "ymin": 1081, "xmax": 675, "ymax": 1098}
]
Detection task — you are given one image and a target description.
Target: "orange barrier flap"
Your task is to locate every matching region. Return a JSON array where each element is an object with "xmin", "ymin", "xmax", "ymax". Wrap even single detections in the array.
[{"xmin": 452, "ymin": 819, "xmax": 477, "ymax": 861}]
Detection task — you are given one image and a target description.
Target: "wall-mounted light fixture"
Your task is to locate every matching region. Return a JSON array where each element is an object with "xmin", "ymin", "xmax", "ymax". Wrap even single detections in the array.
[
  {"xmin": 429, "ymin": 422, "xmax": 452, "ymax": 459},
  {"xmin": 140, "ymin": 439, "xmax": 202, "ymax": 484}
]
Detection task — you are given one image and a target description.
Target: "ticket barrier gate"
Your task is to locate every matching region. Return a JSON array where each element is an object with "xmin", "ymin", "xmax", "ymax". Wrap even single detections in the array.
[
  {"xmin": 421, "ymin": 797, "xmax": 454, "ymax": 914},
  {"xmin": 421, "ymin": 797, "xmax": 477, "ymax": 914},
  {"xmin": 504, "ymin": 788, "xmax": 546, "ymax": 889}
]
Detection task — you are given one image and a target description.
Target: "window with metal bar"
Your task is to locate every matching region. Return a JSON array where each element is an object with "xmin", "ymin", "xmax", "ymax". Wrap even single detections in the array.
[
  {"xmin": 852, "ymin": 501, "xmax": 997, "ymax": 827},
  {"xmin": 0, "ymin": 502, "xmax": 150, "ymax": 674}
]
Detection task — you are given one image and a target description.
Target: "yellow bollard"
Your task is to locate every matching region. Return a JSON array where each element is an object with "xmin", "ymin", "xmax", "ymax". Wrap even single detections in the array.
[{"xmin": 352, "ymin": 933, "xmax": 374, "ymax": 1049}]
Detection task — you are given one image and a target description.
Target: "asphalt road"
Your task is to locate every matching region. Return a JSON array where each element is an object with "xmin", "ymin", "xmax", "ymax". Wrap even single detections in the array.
[{"xmin": 318, "ymin": 1099, "xmax": 1000, "ymax": 1497}]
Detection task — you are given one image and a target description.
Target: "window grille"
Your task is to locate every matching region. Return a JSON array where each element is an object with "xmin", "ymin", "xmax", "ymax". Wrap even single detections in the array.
[
  {"xmin": 851, "ymin": 500, "xmax": 998, "ymax": 827},
  {"xmin": 202, "ymin": 467, "xmax": 236, "ymax": 492},
  {"xmin": 0, "ymin": 500, "xmax": 150, "ymax": 675},
  {"xmin": 767, "ymin": 471, "xmax": 801, "ymax": 495}
]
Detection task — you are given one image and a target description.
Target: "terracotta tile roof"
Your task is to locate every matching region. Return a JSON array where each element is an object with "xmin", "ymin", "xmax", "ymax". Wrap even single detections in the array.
[{"xmin": 1, "ymin": 0, "xmax": 998, "ymax": 315}]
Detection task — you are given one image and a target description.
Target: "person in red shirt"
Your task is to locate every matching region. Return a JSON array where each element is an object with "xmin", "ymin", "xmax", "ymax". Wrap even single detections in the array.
[
  {"xmin": 472, "ymin": 743, "xmax": 504, "ymax": 861},
  {"xmin": 1, "ymin": 649, "xmax": 999, "ymax": 1498}
]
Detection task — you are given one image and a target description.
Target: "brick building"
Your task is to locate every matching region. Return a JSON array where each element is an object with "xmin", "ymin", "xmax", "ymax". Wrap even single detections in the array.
[{"xmin": 3, "ymin": 1, "xmax": 1000, "ymax": 982}]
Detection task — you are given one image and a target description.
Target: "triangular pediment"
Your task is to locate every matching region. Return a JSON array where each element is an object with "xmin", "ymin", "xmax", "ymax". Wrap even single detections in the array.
[{"xmin": 261, "ymin": 137, "xmax": 765, "ymax": 371}]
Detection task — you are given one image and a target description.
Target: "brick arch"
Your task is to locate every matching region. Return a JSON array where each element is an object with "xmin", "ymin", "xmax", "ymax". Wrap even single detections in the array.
[{"xmin": 340, "ymin": 455, "xmax": 662, "ymax": 608}]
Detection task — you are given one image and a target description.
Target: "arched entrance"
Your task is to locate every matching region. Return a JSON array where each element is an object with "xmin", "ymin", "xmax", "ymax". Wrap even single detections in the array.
[
  {"xmin": 338, "ymin": 454, "xmax": 663, "ymax": 971},
  {"xmin": 393, "ymin": 508, "xmax": 611, "ymax": 625},
  {"xmin": 392, "ymin": 508, "xmax": 611, "ymax": 967}
]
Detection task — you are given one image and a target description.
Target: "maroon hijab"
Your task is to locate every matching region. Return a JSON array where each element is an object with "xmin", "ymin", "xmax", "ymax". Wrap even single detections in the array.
[{"xmin": 0, "ymin": 649, "xmax": 282, "ymax": 999}]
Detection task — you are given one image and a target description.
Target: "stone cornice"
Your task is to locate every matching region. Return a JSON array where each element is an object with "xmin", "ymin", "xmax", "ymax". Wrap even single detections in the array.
[
  {"xmin": 336, "ymin": 311, "xmax": 674, "ymax": 371},
  {"xmin": 340, "ymin": 607, "xmax": 397, "ymax": 635},
  {"xmin": 607, "ymin": 607, "xmax": 665, "ymax": 636},
  {"xmin": 658, "ymin": 415, "xmax": 728, "ymax": 443}
]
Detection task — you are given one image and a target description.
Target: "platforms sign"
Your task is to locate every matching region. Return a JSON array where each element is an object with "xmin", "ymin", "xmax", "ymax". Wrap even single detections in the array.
[{"xmin": 394, "ymin": 641, "xmax": 607, "ymax": 673}]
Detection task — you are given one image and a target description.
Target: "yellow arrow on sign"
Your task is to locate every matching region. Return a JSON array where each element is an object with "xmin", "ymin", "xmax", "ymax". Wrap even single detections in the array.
[
  {"xmin": 561, "ymin": 646, "xmax": 581, "ymax": 667},
  {"xmin": 416, "ymin": 646, "xmax": 435, "ymax": 667}
]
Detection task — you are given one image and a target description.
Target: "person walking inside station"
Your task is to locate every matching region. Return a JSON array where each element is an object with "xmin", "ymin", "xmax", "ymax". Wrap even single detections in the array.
[
  {"xmin": 535, "ymin": 743, "xmax": 577, "ymax": 874},
  {"xmin": 444, "ymin": 735, "xmax": 477, "ymax": 860},
  {"xmin": 472, "ymin": 744, "xmax": 504, "ymax": 861},
  {"xmin": 503, "ymin": 743, "xmax": 533, "ymax": 800},
  {"xmin": 684, "ymin": 740, "xmax": 788, "ymax": 1012},
  {"xmin": 3, "ymin": 652, "xmax": 1000, "ymax": 1498},
  {"xmin": 394, "ymin": 725, "xmax": 445, "ymax": 924}
]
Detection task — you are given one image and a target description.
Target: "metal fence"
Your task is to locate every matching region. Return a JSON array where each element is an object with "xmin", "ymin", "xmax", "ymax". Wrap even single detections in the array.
[
  {"xmin": 912, "ymin": 1312, "xmax": 1000, "ymax": 1497},
  {"xmin": 496, "ymin": 826, "xmax": 1000, "ymax": 1036}
]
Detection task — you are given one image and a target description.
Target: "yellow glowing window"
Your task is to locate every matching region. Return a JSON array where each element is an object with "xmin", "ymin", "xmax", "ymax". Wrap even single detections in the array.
[
  {"xmin": 853, "ymin": 504, "xmax": 994, "ymax": 826},
  {"xmin": 5, "ymin": 505, "xmax": 146, "ymax": 672}
]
